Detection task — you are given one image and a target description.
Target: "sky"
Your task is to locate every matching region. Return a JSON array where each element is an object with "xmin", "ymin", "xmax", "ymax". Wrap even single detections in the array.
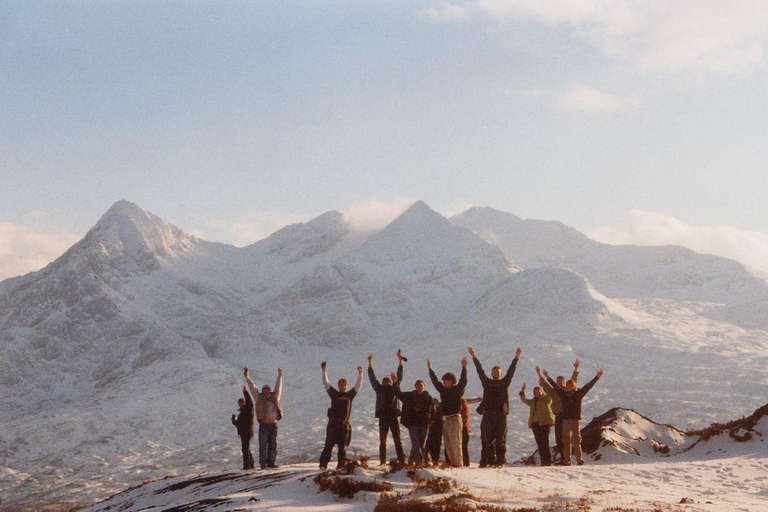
[{"xmin": 2, "ymin": 1, "xmax": 768, "ymax": 280}]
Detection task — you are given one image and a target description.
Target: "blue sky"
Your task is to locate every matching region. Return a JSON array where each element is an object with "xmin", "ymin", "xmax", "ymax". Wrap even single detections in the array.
[{"xmin": 2, "ymin": 1, "xmax": 768, "ymax": 279}]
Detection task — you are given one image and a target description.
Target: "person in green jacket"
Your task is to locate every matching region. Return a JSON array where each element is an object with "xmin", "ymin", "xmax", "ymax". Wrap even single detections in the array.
[{"xmin": 519, "ymin": 382, "xmax": 554, "ymax": 466}]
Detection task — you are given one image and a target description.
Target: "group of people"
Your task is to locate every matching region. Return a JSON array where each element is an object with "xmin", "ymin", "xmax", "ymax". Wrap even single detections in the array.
[{"xmin": 232, "ymin": 348, "xmax": 603, "ymax": 471}]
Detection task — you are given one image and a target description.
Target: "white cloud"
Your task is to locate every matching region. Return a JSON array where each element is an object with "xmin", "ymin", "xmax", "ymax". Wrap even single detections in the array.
[
  {"xmin": 560, "ymin": 87, "xmax": 630, "ymax": 111},
  {"xmin": 344, "ymin": 197, "xmax": 418, "ymax": 232},
  {"xmin": 0, "ymin": 223, "xmax": 82, "ymax": 281},
  {"xmin": 201, "ymin": 198, "xmax": 421, "ymax": 245},
  {"xmin": 589, "ymin": 210, "xmax": 768, "ymax": 274},
  {"xmin": 420, "ymin": 0, "xmax": 768, "ymax": 73}
]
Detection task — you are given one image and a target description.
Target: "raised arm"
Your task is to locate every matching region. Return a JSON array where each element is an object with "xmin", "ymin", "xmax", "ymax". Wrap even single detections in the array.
[
  {"xmin": 576, "ymin": 370, "xmax": 602, "ymax": 398},
  {"xmin": 537, "ymin": 365, "xmax": 554, "ymax": 396},
  {"xmin": 571, "ymin": 358, "xmax": 580, "ymax": 385},
  {"xmin": 368, "ymin": 359, "xmax": 381, "ymax": 391},
  {"xmin": 244, "ymin": 368, "xmax": 258, "ymax": 400},
  {"xmin": 321, "ymin": 361, "xmax": 331, "ymax": 391},
  {"xmin": 469, "ymin": 347, "xmax": 490, "ymax": 384},
  {"xmin": 501, "ymin": 347, "xmax": 522, "ymax": 386},
  {"xmin": 456, "ymin": 358, "xmax": 468, "ymax": 395},
  {"xmin": 428, "ymin": 363, "xmax": 445, "ymax": 393},
  {"xmin": 243, "ymin": 386, "xmax": 253, "ymax": 408},
  {"xmin": 274, "ymin": 368, "xmax": 283, "ymax": 401},
  {"xmin": 354, "ymin": 366, "xmax": 364, "ymax": 393},
  {"xmin": 544, "ymin": 372, "xmax": 566, "ymax": 398}
]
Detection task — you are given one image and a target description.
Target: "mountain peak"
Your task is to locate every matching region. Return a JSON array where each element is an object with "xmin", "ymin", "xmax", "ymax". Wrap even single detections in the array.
[
  {"xmin": 81, "ymin": 201, "xmax": 198, "ymax": 271},
  {"xmin": 452, "ymin": 206, "xmax": 522, "ymax": 224}
]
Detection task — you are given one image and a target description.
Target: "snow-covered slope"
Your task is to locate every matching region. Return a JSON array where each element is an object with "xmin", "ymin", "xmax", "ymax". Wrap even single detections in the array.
[
  {"xmin": 451, "ymin": 207, "xmax": 768, "ymax": 330},
  {"xmin": 3, "ymin": 200, "xmax": 768, "ymax": 512}
]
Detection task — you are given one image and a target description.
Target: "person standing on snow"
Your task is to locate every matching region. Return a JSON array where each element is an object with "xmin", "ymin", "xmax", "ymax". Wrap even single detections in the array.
[
  {"xmin": 543, "ymin": 367, "xmax": 603, "ymax": 466},
  {"xmin": 537, "ymin": 359, "xmax": 579, "ymax": 463},
  {"xmin": 519, "ymin": 382, "xmax": 555, "ymax": 466},
  {"xmin": 319, "ymin": 361, "xmax": 363, "ymax": 470},
  {"xmin": 244, "ymin": 367, "xmax": 283, "ymax": 469},
  {"xmin": 231, "ymin": 385, "xmax": 255, "ymax": 470},
  {"xmin": 368, "ymin": 350, "xmax": 406, "ymax": 465},
  {"xmin": 428, "ymin": 357, "xmax": 468, "ymax": 467},
  {"xmin": 467, "ymin": 346, "xmax": 521, "ymax": 467},
  {"xmin": 394, "ymin": 376, "xmax": 435, "ymax": 465},
  {"xmin": 460, "ymin": 396, "xmax": 482, "ymax": 466}
]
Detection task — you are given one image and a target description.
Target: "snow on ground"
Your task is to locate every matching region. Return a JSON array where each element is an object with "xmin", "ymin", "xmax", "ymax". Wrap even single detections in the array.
[{"xmin": 81, "ymin": 458, "xmax": 768, "ymax": 512}]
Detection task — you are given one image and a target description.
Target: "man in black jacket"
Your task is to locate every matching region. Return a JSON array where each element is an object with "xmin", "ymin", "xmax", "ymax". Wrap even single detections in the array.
[
  {"xmin": 319, "ymin": 361, "xmax": 364, "ymax": 470},
  {"xmin": 428, "ymin": 357, "xmax": 468, "ymax": 467},
  {"xmin": 368, "ymin": 351, "xmax": 406, "ymax": 465},
  {"xmin": 543, "ymin": 367, "xmax": 603, "ymax": 466},
  {"xmin": 394, "ymin": 376, "xmax": 434, "ymax": 465},
  {"xmin": 468, "ymin": 346, "xmax": 521, "ymax": 467},
  {"xmin": 231, "ymin": 385, "xmax": 255, "ymax": 470}
]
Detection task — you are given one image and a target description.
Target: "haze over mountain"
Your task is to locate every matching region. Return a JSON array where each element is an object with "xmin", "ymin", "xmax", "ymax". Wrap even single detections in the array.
[{"xmin": 2, "ymin": 200, "xmax": 768, "ymax": 511}]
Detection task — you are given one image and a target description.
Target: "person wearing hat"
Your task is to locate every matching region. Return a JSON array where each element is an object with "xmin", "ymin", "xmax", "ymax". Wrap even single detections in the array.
[{"xmin": 244, "ymin": 367, "xmax": 283, "ymax": 469}]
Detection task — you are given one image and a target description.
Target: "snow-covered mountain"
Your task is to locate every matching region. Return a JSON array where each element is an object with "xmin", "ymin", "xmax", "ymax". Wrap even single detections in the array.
[
  {"xmin": 2, "ymin": 199, "xmax": 768, "ymax": 512},
  {"xmin": 451, "ymin": 207, "xmax": 768, "ymax": 330}
]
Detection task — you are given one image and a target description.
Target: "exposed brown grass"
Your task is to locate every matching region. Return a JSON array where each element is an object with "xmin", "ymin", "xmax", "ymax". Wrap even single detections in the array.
[{"xmin": 314, "ymin": 473, "xmax": 393, "ymax": 498}]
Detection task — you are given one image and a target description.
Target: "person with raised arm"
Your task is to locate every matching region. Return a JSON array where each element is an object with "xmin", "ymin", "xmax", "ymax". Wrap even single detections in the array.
[
  {"xmin": 231, "ymin": 385, "xmax": 255, "ymax": 470},
  {"xmin": 467, "ymin": 346, "xmax": 521, "ymax": 467},
  {"xmin": 393, "ymin": 373, "xmax": 434, "ymax": 465},
  {"xmin": 542, "ymin": 366, "xmax": 603, "ymax": 466},
  {"xmin": 368, "ymin": 350, "xmax": 406, "ymax": 465},
  {"xmin": 244, "ymin": 367, "xmax": 283, "ymax": 469},
  {"xmin": 537, "ymin": 359, "xmax": 579, "ymax": 463},
  {"xmin": 319, "ymin": 361, "xmax": 364, "ymax": 470},
  {"xmin": 427, "ymin": 357, "xmax": 468, "ymax": 467},
  {"xmin": 519, "ymin": 382, "xmax": 554, "ymax": 466}
]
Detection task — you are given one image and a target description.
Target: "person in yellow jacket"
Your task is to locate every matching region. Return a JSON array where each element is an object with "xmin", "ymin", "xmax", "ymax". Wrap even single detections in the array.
[{"xmin": 519, "ymin": 382, "xmax": 555, "ymax": 466}]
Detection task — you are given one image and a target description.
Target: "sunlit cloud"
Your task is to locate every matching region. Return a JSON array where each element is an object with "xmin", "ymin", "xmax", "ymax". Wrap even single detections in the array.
[
  {"xmin": 0, "ymin": 223, "xmax": 82, "ymax": 281},
  {"xmin": 420, "ymin": 1, "xmax": 768, "ymax": 73},
  {"xmin": 589, "ymin": 210, "xmax": 768, "ymax": 274}
]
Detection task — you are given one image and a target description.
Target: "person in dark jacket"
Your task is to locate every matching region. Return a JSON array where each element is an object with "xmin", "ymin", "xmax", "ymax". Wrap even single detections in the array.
[
  {"xmin": 537, "ymin": 359, "xmax": 579, "ymax": 463},
  {"xmin": 425, "ymin": 397, "xmax": 443, "ymax": 466},
  {"xmin": 428, "ymin": 357, "xmax": 468, "ymax": 467},
  {"xmin": 467, "ymin": 346, "xmax": 521, "ymax": 467},
  {"xmin": 319, "ymin": 361, "xmax": 363, "ymax": 470},
  {"xmin": 543, "ymin": 367, "xmax": 603, "ymax": 466},
  {"xmin": 395, "ymin": 377, "xmax": 434, "ymax": 465},
  {"xmin": 368, "ymin": 351, "xmax": 406, "ymax": 465},
  {"xmin": 231, "ymin": 385, "xmax": 255, "ymax": 470}
]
